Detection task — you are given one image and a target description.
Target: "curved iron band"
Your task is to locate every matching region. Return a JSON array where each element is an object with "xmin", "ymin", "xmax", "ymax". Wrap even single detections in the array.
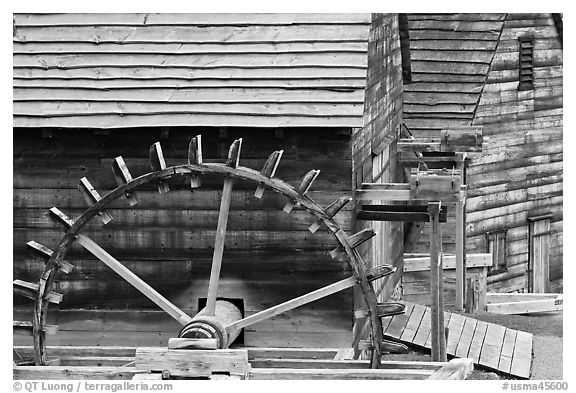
[{"xmin": 34, "ymin": 163, "xmax": 383, "ymax": 368}]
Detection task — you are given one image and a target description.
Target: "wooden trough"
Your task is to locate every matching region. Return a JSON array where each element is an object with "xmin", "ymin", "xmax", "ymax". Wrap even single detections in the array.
[{"xmin": 13, "ymin": 346, "xmax": 474, "ymax": 380}]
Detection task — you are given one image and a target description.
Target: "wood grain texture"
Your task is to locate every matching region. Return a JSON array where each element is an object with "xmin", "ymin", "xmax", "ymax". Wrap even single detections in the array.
[
  {"xmin": 13, "ymin": 13, "xmax": 370, "ymax": 128},
  {"xmin": 13, "ymin": 128, "xmax": 355, "ymax": 347},
  {"xmin": 468, "ymin": 14, "xmax": 563, "ymax": 294}
]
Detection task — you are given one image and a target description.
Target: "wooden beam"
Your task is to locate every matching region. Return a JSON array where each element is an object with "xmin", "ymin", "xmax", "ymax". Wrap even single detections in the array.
[
  {"xmin": 111, "ymin": 156, "xmax": 138, "ymax": 206},
  {"xmin": 356, "ymin": 188, "xmax": 464, "ymax": 202},
  {"xmin": 149, "ymin": 142, "xmax": 169, "ymax": 194},
  {"xmin": 283, "ymin": 169, "xmax": 320, "ymax": 213},
  {"xmin": 357, "ymin": 210, "xmax": 446, "ymax": 222},
  {"xmin": 247, "ymin": 348, "xmax": 338, "ymax": 360},
  {"xmin": 455, "ymin": 184, "xmax": 465, "ymax": 311},
  {"xmin": 254, "ymin": 150, "xmax": 283, "ymax": 198},
  {"xmin": 329, "ymin": 229, "xmax": 376, "ymax": 259},
  {"xmin": 248, "ymin": 368, "xmax": 434, "ymax": 380},
  {"xmin": 13, "ymin": 366, "xmax": 145, "ymax": 380},
  {"xmin": 249, "ymin": 358, "xmax": 444, "ymax": 370},
  {"xmin": 486, "ymin": 293, "xmax": 561, "ymax": 303},
  {"xmin": 13, "ymin": 280, "xmax": 62, "ymax": 304},
  {"xmin": 13, "ymin": 346, "xmax": 137, "ymax": 358},
  {"xmin": 427, "ymin": 358, "xmax": 474, "ymax": 380},
  {"xmin": 187, "ymin": 135, "xmax": 202, "ymax": 188},
  {"xmin": 486, "ymin": 298, "xmax": 563, "ymax": 315},
  {"xmin": 366, "ymin": 264, "xmax": 395, "ymax": 281},
  {"xmin": 226, "ymin": 276, "xmax": 356, "ymax": 335},
  {"xmin": 309, "ymin": 196, "xmax": 351, "ymax": 233},
  {"xmin": 75, "ymin": 234, "xmax": 192, "ymax": 325},
  {"xmin": 26, "ymin": 241, "xmax": 74, "ymax": 273},
  {"xmin": 78, "ymin": 177, "xmax": 113, "ymax": 224},
  {"xmin": 135, "ymin": 348, "xmax": 249, "ymax": 379},
  {"xmin": 206, "ymin": 138, "xmax": 242, "ymax": 316},
  {"xmin": 403, "ymin": 253, "xmax": 492, "ymax": 272},
  {"xmin": 428, "ymin": 202, "xmax": 446, "ymax": 362}
]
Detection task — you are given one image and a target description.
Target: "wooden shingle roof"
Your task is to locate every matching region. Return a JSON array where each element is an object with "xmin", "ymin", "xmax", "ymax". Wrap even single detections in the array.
[
  {"xmin": 13, "ymin": 13, "xmax": 371, "ymax": 129},
  {"xmin": 403, "ymin": 14, "xmax": 506, "ymax": 137}
]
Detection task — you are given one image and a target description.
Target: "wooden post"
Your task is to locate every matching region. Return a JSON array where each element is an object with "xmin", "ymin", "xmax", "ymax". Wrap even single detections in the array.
[
  {"xmin": 455, "ymin": 160, "xmax": 466, "ymax": 311},
  {"xmin": 206, "ymin": 139, "xmax": 242, "ymax": 316},
  {"xmin": 428, "ymin": 202, "xmax": 446, "ymax": 362},
  {"xmin": 455, "ymin": 198, "xmax": 465, "ymax": 311},
  {"xmin": 187, "ymin": 135, "xmax": 202, "ymax": 188}
]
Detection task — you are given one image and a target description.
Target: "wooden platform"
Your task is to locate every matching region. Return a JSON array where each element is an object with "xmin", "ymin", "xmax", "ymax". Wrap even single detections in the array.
[
  {"xmin": 13, "ymin": 346, "xmax": 473, "ymax": 380},
  {"xmin": 382, "ymin": 301, "xmax": 533, "ymax": 378}
]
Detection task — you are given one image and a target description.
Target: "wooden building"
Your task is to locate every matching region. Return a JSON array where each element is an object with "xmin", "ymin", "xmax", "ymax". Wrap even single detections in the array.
[
  {"xmin": 399, "ymin": 13, "xmax": 563, "ymax": 295},
  {"xmin": 13, "ymin": 13, "xmax": 374, "ymax": 348},
  {"xmin": 13, "ymin": 13, "xmax": 562, "ymax": 350}
]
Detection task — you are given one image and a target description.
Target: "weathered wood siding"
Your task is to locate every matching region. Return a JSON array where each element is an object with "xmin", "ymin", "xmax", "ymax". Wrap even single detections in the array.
[
  {"xmin": 14, "ymin": 127, "xmax": 355, "ymax": 347},
  {"xmin": 13, "ymin": 13, "xmax": 370, "ymax": 128},
  {"xmin": 403, "ymin": 14, "xmax": 506, "ymax": 137},
  {"xmin": 399, "ymin": 13, "xmax": 562, "ymax": 294},
  {"xmin": 353, "ymin": 13, "xmax": 404, "ymax": 310},
  {"xmin": 468, "ymin": 13, "xmax": 563, "ymax": 293}
]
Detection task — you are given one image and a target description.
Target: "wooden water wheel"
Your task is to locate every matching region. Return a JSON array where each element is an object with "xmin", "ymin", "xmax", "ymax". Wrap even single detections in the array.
[{"xmin": 15, "ymin": 135, "xmax": 396, "ymax": 368}]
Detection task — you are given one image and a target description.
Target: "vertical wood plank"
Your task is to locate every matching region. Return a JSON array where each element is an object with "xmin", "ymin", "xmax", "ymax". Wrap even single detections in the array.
[
  {"xmin": 400, "ymin": 303, "xmax": 426, "ymax": 342},
  {"xmin": 446, "ymin": 312, "xmax": 466, "ymax": 356},
  {"xmin": 455, "ymin": 195, "xmax": 465, "ymax": 311},
  {"xmin": 206, "ymin": 178, "xmax": 234, "ymax": 316},
  {"xmin": 455, "ymin": 317, "xmax": 477, "ymax": 358},
  {"xmin": 498, "ymin": 328, "xmax": 517, "ymax": 374},
  {"xmin": 468, "ymin": 320, "xmax": 488, "ymax": 363},
  {"xmin": 385, "ymin": 303, "xmax": 414, "ymax": 339},
  {"xmin": 412, "ymin": 306, "xmax": 432, "ymax": 347},
  {"xmin": 510, "ymin": 330, "xmax": 533, "ymax": 379},
  {"xmin": 479, "ymin": 323, "xmax": 507, "ymax": 370}
]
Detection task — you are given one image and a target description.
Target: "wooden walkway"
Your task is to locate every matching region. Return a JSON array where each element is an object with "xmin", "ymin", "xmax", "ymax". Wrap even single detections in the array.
[{"xmin": 382, "ymin": 301, "xmax": 533, "ymax": 379}]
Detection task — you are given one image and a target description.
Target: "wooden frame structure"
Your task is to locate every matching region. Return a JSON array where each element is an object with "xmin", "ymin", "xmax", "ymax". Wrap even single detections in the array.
[
  {"xmin": 356, "ymin": 127, "xmax": 485, "ymax": 362},
  {"xmin": 13, "ymin": 346, "xmax": 474, "ymax": 380}
]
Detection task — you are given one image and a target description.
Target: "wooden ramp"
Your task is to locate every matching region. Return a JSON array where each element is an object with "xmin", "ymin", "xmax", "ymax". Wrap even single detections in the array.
[{"xmin": 382, "ymin": 301, "xmax": 533, "ymax": 379}]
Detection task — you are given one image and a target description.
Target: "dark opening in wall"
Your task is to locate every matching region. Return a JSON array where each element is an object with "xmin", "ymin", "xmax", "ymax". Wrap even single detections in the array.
[
  {"xmin": 398, "ymin": 13, "xmax": 412, "ymax": 85},
  {"xmin": 486, "ymin": 230, "xmax": 507, "ymax": 275},
  {"xmin": 518, "ymin": 36, "xmax": 535, "ymax": 91}
]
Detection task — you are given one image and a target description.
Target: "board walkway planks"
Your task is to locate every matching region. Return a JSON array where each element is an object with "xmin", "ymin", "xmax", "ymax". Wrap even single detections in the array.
[
  {"xmin": 479, "ymin": 322, "xmax": 506, "ymax": 370},
  {"xmin": 382, "ymin": 302, "xmax": 533, "ymax": 378},
  {"xmin": 455, "ymin": 317, "xmax": 477, "ymax": 358},
  {"xmin": 510, "ymin": 331, "xmax": 533, "ymax": 379},
  {"xmin": 411, "ymin": 307, "xmax": 431, "ymax": 347},
  {"xmin": 445, "ymin": 312, "xmax": 466, "ymax": 355},
  {"xmin": 498, "ymin": 328, "xmax": 517, "ymax": 374},
  {"xmin": 382, "ymin": 303, "xmax": 413, "ymax": 339},
  {"xmin": 399, "ymin": 303, "xmax": 426, "ymax": 342}
]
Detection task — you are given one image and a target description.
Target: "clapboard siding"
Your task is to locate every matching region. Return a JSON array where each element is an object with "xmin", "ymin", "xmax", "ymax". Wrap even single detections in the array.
[
  {"xmin": 403, "ymin": 13, "xmax": 505, "ymax": 136},
  {"xmin": 402, "ymin": 13, "xmax": 562, "ymax": 294},
  {"xmin": 353, "ymin": 14, "xmax": 404, "ymax": 316},
  {"xmin": 13, "ymin": 13, "xmax": 371, "ymax": 128},
  {"xmin": 469, "ymin": 14, "xmax": 563, "ymax": 293},
  {"xmin": 13, "ymin": 127, "xmax": 355, "ymax": 347}
]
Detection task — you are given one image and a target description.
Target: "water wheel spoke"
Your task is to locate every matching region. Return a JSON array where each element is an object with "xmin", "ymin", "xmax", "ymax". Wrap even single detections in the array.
[
  {"xmin": 225, "ymin": 276, "xmax": 357, "ymax": 336},
  {"xmin": 205, "ymin": 138, "xmax": 242, "ymax": 316},
  {"xmin": 76, "ymin": 234, "xmax": 192, "ymax": 326}
]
